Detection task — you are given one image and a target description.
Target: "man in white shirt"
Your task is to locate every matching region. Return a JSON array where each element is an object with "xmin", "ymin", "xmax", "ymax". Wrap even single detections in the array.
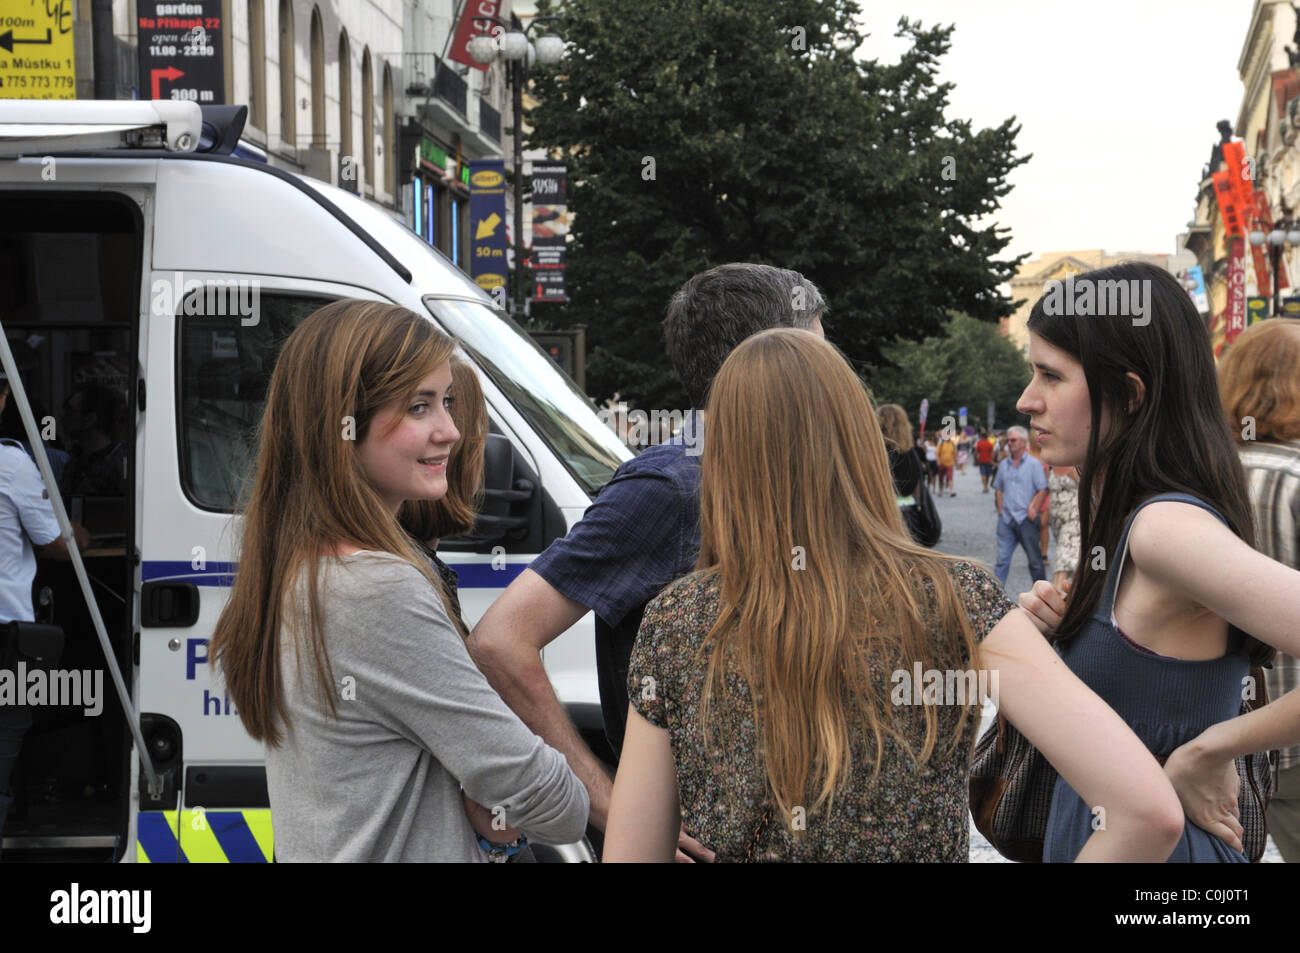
[{"xmin": 0, "ymin": 374, "xmax": 87, "ymax": 840}]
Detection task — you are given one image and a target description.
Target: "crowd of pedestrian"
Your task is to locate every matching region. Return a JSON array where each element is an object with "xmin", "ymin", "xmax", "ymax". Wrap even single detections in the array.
[
  {"xmin": 11, "ymin": 259, "xmax": 1300, "ymax": 864},
  {"xmin": 233, "ymin": 265, "xmax": 1300, "ymax": 862}
]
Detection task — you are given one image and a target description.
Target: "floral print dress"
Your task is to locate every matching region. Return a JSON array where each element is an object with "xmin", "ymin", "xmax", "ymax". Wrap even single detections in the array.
[{"xmin": 628, "ymin": 560, "xmax": 1016, "ymax": 861}]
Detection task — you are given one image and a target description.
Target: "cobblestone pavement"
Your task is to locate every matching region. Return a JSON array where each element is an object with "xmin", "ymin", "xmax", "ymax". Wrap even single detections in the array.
[{"xmin": 929, "ymin": 463, "xmax": 1282, "ymax": 862}]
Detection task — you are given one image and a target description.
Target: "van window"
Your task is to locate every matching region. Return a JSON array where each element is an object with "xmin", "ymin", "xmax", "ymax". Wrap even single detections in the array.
[
  {"xmin": 424, "ymin": 297, "xmax": 628, "ymax": 495},
  {"xmin": 178, "ymin": 292, "xmax": 335, "ymax": 510}
]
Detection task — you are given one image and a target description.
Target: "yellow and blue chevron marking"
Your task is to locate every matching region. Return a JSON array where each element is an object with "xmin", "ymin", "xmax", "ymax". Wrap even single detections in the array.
[{"xmin": 137, "ymin": 810, "xmax": 274, "ymax": 863}]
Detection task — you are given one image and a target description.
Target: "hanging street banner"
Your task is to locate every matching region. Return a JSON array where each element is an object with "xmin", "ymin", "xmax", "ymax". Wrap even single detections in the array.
[
  {"xmin": 137, "ymin": 0, "xmax": 224, "ymax": 103},
  {"xmin": 530, "ymin": 161, "xmax": 568, "ymax": 303},
  {"xmin": 0, "ymin": 0, "xmax": 76, "ymax": 99},
  {"xmin": 448, "ymin": 0, "xmax": 501, "ymax": 72},
  {"xmin": 1225, "ymin": 237, "xmax": 1247, "ymax": 346},
  {"xmin": 468, "ymin": 158, "xmax": 508, "ymax": 300},
  {"xmin": 1184, "ymin": 265, "xmax": 1209, "ymax": 314}
]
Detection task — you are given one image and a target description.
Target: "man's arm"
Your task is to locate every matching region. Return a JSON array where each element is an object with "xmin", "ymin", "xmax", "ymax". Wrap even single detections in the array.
[
  {"xmin": 467, "ymin": 568, "xmax": 614, "ymax": 828},
  {"xmin": 1026, "ymin": 488, "xmax": 1048, "ymax": 522},
  {"xmin": 35, "ymin": 523, "xmax": 90, "ymax": 560}
]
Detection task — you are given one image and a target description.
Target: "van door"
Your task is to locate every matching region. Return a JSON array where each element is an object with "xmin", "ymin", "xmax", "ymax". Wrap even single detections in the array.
[
  {"xmin": 137, "ymin": 274, "xmax": 386, "ymax": 862},
  {"xmin": 0, "ymin": 188, "xmax": 148, "ymax": 861}
]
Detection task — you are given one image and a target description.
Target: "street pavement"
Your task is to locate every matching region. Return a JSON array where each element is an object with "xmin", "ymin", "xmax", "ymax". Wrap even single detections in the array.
[{"xmin": 929, "ymin": 462, "xmax": 1282, "ymax": 862}]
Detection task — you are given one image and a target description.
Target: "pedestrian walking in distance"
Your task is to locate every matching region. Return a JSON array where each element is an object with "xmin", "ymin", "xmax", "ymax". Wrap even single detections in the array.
[{"xmin": 991, "ymin": 426, "xmax": 1047, "ymax": 586}]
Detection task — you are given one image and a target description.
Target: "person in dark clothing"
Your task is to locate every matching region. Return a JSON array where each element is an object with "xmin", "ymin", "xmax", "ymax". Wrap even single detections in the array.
[
  {"xmin": 467, "ymin": 263, "xmax": 826, "ymax": 861},
  {"xmin": 878, "ymin": 403, "xmax": 933, "ymax": 545}
]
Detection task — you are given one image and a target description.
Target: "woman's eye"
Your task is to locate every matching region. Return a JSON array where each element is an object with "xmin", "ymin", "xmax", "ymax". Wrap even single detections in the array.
[
  {"xmin": 409, "ymin": 402, "xmax": 429, "ymax": 415},
  {"xmin": 443, "ymin": 395, "xmax": 456, "ymax": 410}
]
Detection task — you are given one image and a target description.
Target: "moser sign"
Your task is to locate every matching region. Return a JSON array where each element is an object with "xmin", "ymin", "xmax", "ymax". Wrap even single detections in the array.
[{"xmin": 1225, "ymin": 237, "xmax": 1246, "ymax": 345}]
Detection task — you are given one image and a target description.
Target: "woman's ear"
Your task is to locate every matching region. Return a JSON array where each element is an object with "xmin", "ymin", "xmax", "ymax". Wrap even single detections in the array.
[{"xmin": 1125, "ymin": 372, "xmax": 1146, "ymax": 415}]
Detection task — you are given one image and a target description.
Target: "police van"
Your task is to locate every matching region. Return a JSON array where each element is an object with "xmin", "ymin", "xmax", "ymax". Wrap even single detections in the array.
[{"xmin": 0, "ymin": 100, "xmax": 627, "ymax": 862}]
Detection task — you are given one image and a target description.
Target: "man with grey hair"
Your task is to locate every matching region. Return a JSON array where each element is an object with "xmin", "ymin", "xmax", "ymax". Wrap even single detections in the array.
[
  {"xmin": 991, "ymin": 425, "xmax": 1048, "ymax": 587},
  {"xmin": 469, "ymin": 263, "xmax": 824, "ymax": 861}
]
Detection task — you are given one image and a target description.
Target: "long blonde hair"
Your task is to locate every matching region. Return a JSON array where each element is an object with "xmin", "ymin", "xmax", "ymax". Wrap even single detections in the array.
[
  {"xmin": 876, "ymin": 403, "xmax": 914, "ymax": 452},
  {"xmin": 694, "ymin": 329, "xmax": 981, "ymax": 822},
  {"xmin": 211, "ymin": 300, "xmax": 458, "ymax": 745}
]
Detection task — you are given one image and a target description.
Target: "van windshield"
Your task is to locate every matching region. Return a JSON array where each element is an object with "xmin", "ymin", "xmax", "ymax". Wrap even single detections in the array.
[{"xmin": 424, "ymin": 296, "xmax": 630, "ymax": 496}]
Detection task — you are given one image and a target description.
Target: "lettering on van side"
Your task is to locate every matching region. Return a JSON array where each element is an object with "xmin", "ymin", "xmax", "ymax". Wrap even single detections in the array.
[{"xmin": 187, "ymin": 637, "xmax": 238, "ymax": 717}]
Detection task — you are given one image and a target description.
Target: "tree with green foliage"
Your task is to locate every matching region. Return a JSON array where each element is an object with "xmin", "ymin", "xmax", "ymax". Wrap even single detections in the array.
[
  {"xmin": 869, "ymin": 313, "xmax": 1031, "ymax": 432},
  {"xmin": 527, "ymin": 0, "xmax": 1029, "ymax": 410}
]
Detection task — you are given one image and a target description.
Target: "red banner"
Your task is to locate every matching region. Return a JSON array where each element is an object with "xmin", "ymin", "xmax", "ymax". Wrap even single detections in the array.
[
  {"xmin": 1226, "ymin": 236, "xmax": 1247, "ymax": 346},
  {"xmin": 1222, "ymin": 141, "xmax": 1254, "ymax": 213},
  {"xmin": 1213, "ymin": 171, "xmax": 1247, "ymax": 236},
  {"xmin": 448, "ymin": 0, "xmax": 502, "ymax": 72},
  {"xmin": 1246, "ymin": 188, "xmax": 1289, "ymax": 293}
]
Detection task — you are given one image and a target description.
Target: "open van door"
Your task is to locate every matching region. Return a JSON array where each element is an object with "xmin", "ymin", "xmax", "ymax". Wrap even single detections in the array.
[{"xmin": 0, "ymin": 189, "xmax": 160, "ymax": 861}]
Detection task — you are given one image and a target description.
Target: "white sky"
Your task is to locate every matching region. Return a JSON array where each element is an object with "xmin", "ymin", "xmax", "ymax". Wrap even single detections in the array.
[{"xmin": 855, "ymin": 0, "xmax": 1255, "ymax": 262}]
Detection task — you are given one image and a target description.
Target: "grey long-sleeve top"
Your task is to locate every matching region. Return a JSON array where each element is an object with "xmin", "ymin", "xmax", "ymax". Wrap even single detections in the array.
[{"xmin": 265, "ymin": 550, "xmax": 589, "ymax": 861}]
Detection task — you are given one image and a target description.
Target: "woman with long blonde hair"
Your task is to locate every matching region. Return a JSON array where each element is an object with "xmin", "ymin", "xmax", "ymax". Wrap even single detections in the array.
[
  {"xmin": 604, "ymin": 328, "xmax": 1185, "ymax": 862},
  {"xmin": 210, "ymin": 300, "xmax": 587, "ymax": 861},
  {"xmin": 400, "ymin": 357, "xmax": 489, "ymax": 627}
]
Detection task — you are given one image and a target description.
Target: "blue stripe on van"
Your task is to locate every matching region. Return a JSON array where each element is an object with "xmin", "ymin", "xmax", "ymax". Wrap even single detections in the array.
[
  {"xmin": 142, "ymin": 562, "xmax": 237, "ymax": 586},
  {"xmin": 138, "ymin": 811, "xmax": 187, "ymax": 863},
  {"xmin": 209, "ymin": 811, "xmax": 270, "ymax": 863},
  {"xmin": 141, "ymin": 560, "xmax": 528, "ymax": 588}
]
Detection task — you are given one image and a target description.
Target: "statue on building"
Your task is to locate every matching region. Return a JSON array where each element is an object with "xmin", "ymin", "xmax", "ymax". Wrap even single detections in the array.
[{"xmin": 1289, "ymin": 4, "xmax": 1300, "ymax": 67}]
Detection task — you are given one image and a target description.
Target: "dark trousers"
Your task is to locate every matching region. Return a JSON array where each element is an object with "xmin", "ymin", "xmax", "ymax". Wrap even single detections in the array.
[{"xmin": 0, "ymin": 705, "xmax": 31, "ymax": 843}]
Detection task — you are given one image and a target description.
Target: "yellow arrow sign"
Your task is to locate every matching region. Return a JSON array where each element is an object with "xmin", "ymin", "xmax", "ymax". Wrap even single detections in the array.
[{"xmin": 476, "ymin": 213, "xmax": 501, "ymax": 240}]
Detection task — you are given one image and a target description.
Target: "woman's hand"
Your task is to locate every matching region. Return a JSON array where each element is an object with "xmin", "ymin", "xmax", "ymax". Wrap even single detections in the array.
[
  {"xmin": 1017, "ymin": 579, "xmax": 1069, "ymax": 637},
  {"xmin": 1163, "ymin": 733, "xmax": 1243, "ymax": 854},
  {"xmin": 462, "ymin": 790, "xmax": 522, "ymax": 844}
]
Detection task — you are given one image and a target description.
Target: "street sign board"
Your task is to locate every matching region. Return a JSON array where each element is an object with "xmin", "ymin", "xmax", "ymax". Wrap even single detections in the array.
[
  {"xmin": 0, "ymin": 0, "xmax": 75, "ymax": 99},
  {"xmin": 137, "ymin": 0, "xmax": 224, "ymax": 104}
]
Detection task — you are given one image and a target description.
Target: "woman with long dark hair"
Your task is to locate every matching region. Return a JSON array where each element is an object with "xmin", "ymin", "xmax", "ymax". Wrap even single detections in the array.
[
  {"xmin": 604, "ymin": 329, "xmax": 1185, "ymax": 862},
  {"xmin": 1015, "ymin": 263, "xmax": 1300, "ymax": 861}
]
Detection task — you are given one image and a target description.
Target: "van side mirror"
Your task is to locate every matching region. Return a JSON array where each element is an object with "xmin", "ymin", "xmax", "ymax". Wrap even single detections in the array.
[{"xmin": 472, "ymin": 433, "xmax": 533, "ymax": 542}]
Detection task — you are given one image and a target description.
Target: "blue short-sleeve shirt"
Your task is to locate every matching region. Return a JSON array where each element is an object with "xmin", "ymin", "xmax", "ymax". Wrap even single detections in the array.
[
  {"xmin": 0, "ymin": 441, "xmax": 61, "ymax": 624},
  {"xmin": 529, "ymin": 414, "xmax": 703, "ymax": 754},
  {"xmin": 992, "ymin": 452, "xmax": 1048, "ymax": 525}
]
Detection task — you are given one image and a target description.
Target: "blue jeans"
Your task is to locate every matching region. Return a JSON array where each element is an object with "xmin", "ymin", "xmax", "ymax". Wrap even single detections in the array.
[{"xmin": 995, "ymin": 516, "xmax": 1046, "ymax": 586}]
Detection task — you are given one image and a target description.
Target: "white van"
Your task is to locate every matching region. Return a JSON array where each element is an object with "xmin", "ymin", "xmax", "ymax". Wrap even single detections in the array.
[{"xmin": 0, "ymin": 100, "xmax": 628, "ymax": 862}]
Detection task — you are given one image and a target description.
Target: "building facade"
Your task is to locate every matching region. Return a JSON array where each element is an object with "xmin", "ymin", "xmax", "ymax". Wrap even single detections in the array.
[
  {"xmin": 87, "ymin": 0, "xmax": 520, "ymax": 273},
  {"xmin": 1185, "ymin": 0, "xmax": 1300, "ymax": 356},
  {"xmin": 1003, "ymin": 249, "xmax": 1176, "ymax": 353}
]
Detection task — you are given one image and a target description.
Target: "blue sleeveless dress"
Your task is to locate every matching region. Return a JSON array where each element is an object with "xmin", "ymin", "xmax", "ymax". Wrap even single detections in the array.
[{"xmin": 1041, "ymin": 493, "xmax": 1250, "ymax": 863}]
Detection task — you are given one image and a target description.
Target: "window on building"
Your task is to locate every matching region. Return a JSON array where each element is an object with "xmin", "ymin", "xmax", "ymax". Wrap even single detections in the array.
[
  {"xmin": 248, "ymin": 0, "xmax": 266, "ymax": 132},
  {"xmin": 339, "ymin": 30, "xmax": 352, "ymax": 169},
  {"xmin": 278, "ymin": 0, "xmax": 294, "ymax": 147},
  {"xmin": 361, "ymin": 48, "xmax": 374, "ymax": 189},
  {"xmin": 382, "ymin": 63, "xmax": 394, "ymax": 196},
  {"xmin": 310, "ymin": 6, "xmax": 324, "ymax": 148}
]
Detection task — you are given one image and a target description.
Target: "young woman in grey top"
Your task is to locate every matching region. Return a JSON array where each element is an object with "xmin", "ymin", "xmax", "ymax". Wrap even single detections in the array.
[{"xmin": 210, "ymin": 301, "xmax": 588, "ymax": 861}]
